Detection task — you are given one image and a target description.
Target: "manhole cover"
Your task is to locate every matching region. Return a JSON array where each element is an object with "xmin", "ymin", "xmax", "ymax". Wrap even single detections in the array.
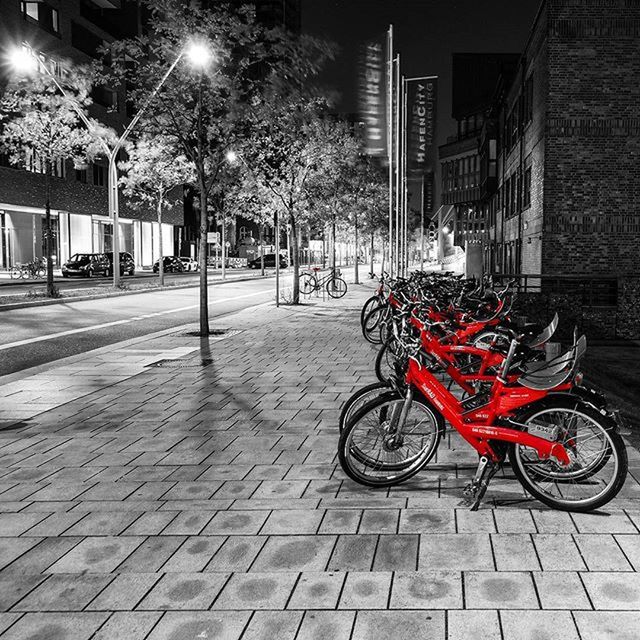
[
  {"xmin": 181, "ymin": 329, "xmax": 241, "ymax": 339},
  {"xmin": 147, "ymin": 359, "xmax": 214, "ymax": 368}
]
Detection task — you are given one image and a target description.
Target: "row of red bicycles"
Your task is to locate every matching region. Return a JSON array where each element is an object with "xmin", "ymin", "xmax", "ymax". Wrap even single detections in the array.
[{"xmin": 337, "ymin": 271, "xmax": 628, "ymax": 511}]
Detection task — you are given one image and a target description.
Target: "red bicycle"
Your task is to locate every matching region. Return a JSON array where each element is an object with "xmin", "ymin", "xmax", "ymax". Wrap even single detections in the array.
[{"xmin": 339, "ymin": 328, "xmax": 628, "ymax": 512}]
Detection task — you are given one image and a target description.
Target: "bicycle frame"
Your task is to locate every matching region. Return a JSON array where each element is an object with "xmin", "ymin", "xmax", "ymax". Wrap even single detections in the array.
[{"xmin": 405, "ymin": 358, "xmax": 571, "ymax": 466}]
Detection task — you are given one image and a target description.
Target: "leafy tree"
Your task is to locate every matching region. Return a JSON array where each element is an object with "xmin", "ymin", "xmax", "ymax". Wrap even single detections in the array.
[
  {"xmin": 106, "ymin": 0, "xmax": 334, "ymax": 332},
  {"xmin": 247, "ymin": 106, "xmax": 358, "ymax": 303},
  {"xmin": 119, "ymin": 135, "xmax": 195, "ymax": 285},
  {"xmin": 0, "ymin": 70, "xmax": 105, "ymax": 296}
]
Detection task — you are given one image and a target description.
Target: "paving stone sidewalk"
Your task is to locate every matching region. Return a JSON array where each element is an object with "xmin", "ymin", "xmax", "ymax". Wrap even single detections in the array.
[{"xmin": 0, "ymin": 285, "xmax": 640, "ymax": 640}]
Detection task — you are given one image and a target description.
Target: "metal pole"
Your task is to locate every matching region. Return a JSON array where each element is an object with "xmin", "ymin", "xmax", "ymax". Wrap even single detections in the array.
[
  {"xmin": 221, "ymin": 216, "xmax": 226, "ymax": 280},
  {"xmin": 394, "ymin": 54, "xmax": 401, "ymax": 278},
  {"xmin": 275, "ymin": 211, "xmax": 280, "ymax": 307},
  {"xmin": 387, "ymin": 25, "xmax": 394, "ymax": 278},
  {"xmin": 402, "ymin": 75, "xmax": 408, "ymax": 276},
  {"xmin": 108, "ymin": 51, "xmax": 185, "ymax": 287},
  {"xmin": 420, "ymin": 173, "xmax": 425, "ymax": 271}
]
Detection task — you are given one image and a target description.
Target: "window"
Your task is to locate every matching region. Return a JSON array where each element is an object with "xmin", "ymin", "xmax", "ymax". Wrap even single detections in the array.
[
  {"xmin": 91, "ymin": 86, "xmax": 119, "ymax": 111},
  {"xmin": 524, "ymin": 74, "xmax": 534, "ymax": 125},
  {"xmin": 21, "ymin": 2, "xmax": 60, "ymax": 35},
  {"xmin": 93, "ymin": 164, "xmax": 106, "ymax": 186},
  {"xmin": 523, "ymin": 167, "xmax": 532, "ymax": 208},
  {"xmin": 76, "ymin": 168, "xmax": 88, "ymax": 183}
]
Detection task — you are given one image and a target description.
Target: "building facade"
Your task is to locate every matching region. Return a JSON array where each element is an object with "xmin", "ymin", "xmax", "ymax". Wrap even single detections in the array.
[
  {"xmin": 438, "ymin": 53, "xmax": 519, "ymax": 277},
  {"xmin": 0, "ymin": 0, "xmax": 184, "ymax": 270},
  {"xmin": 486, "ymin": 0, "xmax": 640, "ymax": 280}
]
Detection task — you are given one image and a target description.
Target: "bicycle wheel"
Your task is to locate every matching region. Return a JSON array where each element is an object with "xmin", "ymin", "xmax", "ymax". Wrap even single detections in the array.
[
  {"xmin": 327, "ymin": 276, "xmax": 347, "ymax": 298},
  {"xmin": 299, "ymin": 273, "xmax": 317, "ymax": 295},
  {"xmin": 375, "ymin": 340, "xmax": 401, "ymax": 384},
  {"xmin": 362, "ymin": 305, "xmax": 385, "ymax": 344},
  {"xmin": 509, "ymin": 397, "xmax": 628, "ymax": 512},
  {"xmin": 10, "ymin": 267, "xmax": 22, "ymax": 279},
  {"xmin": 361, "ymin": 296, "xmax": 380, "ymax": 328},
  {"xmin": 36, "ymin": 267, "xmax": 46, "ymax": 278},
  {"xmin": 338, "ymin": 391, "xmax": 443, "ymax": 487},
  {"xmin": 339, "ymin": 381, "xmax": 390, "ymax": 433}
]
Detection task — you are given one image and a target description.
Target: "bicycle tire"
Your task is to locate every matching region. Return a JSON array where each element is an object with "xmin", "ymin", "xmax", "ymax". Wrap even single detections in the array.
[
  {"xmin": 10, "ymin": 267, "xmax": 22, "ymax": 279},
  {"xmin": 509, "ymin": 397, "xmax": 627, "ymax": 512},
  {"xmin": 299, "ymin": 273, "xmax": 317, "ymax": 295},
  {"xmin": 339, "ymin": 381, "xmax": 390, "ymax": 433},
  {"xmin": 327, "ymin": 276, "xmax": 347, "ymax": 298},
  {"xmin": 36, "ymin": 267, "xmax": 46, "ymax": 278},
  {"xmin": 361, "ymin": 296, "xmax": 380, "ymax": 328},
  {"xmin": 338, "ymin": 391, "xmax": 443, "ymax": 487},
  {"xmin": 375, "ymin": 340, "xmax": 401, "ymax": 384},
  {"xmin": 362, "ymin": 305, "xmax": 385, "ymax": 344}
]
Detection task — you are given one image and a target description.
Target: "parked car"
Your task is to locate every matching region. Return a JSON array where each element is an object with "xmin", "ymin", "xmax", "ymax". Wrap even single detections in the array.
[
  {"xmin": 105, "ymin": 251, "xmax": 135, "ymax": 276},
  {"xmin": 248, "ymin": 253, "xmax": 288, "ymax": 269},
  {"xmin": 153, "ymin": 256, "xmax": 184, "ymax": 273},
  {"xmin": 179, "ymin": 257, "xmax": 199, "ymax": 272},
  {"xmin": 61, "ymin": 253, "xmax": 110, "ymax": 278}
]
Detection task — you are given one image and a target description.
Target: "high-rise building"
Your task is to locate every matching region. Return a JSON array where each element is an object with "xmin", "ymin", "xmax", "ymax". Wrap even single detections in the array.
[{"xmin": 0, "ymin": 0, "xmax": 183, "ymax": 271}]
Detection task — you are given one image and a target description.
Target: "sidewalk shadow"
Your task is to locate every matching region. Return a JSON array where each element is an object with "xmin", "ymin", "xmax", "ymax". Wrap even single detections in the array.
[{"xmin": 197, "ymin": 336, "xmax": 281, "ymax": 432}]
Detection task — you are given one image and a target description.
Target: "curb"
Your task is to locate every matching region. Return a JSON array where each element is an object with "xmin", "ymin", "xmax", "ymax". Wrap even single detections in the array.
[{"xmin": 0, "ymin": 273, "xmax": 276, "ymax": 312}]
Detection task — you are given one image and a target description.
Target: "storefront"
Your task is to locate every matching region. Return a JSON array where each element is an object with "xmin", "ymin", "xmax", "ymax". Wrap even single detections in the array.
[{"xmin": 0, "ymin": 205, "xmax": 177, "ymax": 270}]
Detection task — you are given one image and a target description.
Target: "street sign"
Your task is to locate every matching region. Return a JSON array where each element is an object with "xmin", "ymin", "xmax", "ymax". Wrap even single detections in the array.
[{"xmin": 207, "ymin": 232, "xmax": 220, "ymax": 244}]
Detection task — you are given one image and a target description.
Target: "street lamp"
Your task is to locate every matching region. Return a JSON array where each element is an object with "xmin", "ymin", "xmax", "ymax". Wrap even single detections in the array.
[{"xmin": 9, "ymin": 41, "xmax": 211, "ymax": 286}]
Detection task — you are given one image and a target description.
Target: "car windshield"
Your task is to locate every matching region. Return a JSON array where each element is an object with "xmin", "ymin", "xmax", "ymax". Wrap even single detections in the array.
[{"xmin": 68, "ymin": 254, "xmax": 90, "ymax": 263}]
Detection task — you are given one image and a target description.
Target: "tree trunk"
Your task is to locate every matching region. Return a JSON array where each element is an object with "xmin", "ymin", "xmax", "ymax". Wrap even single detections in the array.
[
  {"xmin": 198, "ymin": 175, "xmax": 209, "ymax": 336},
  {"xmin": 354, "ymin": 210, "xmax": 360, "ymax": 285},
  {"xmin": 45, "ymin": 163, "xmax": 54, "ymax": 297},
  {"xmin": 370, "ymin": 232, "xmax": 375, "ymax": 278},
  {"xmin": 290, "ymin": 212, "xmax": 300, "ymax": 304},
  {"xmin": 259, "ymin": 221, "xmax": 265, "ymax": 276},
  {"xmin": 157, "ymin": 197, "xmax": 164, "ymax": 287},
  {"xmin": 331, "ymin": 214, "xmax": 336, "ymax": 271}
]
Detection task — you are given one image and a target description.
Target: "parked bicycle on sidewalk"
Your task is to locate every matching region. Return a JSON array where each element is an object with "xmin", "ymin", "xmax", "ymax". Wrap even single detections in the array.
[
  {"xmin": 299, "ymin": 266, "xmax": 348, "ymax": 299},
  {"xmin": 10, "ymin": 258, "xmax": 46, "ymax": 280}
]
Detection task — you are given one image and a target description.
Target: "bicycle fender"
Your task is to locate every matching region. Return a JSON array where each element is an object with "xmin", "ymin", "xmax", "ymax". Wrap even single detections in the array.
[{"xmin": 507, "ymin": 392, "xmax": 619, "ymax": 432}]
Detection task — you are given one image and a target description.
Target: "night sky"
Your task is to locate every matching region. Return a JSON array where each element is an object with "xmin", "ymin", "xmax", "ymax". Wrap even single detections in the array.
[{"xmin": 301, "ymin": 0, "xmax": 541, "ymax": 144}]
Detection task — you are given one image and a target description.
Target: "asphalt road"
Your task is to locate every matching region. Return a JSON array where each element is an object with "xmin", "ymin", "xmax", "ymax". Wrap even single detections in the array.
[
  {"xmin": 0, "ymin": 277, "xmax": 275, "ymax": 377},
  {"xmin": 0, "ymin": 267, "xmax": 268, "ymax": 297}
]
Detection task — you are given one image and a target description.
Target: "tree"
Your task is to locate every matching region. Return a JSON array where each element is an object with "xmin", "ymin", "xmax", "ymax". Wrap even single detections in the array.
[
  {"xmin": 106, "ymin": 0, "xmax": 334, "ymax": 333},
  {"xmin": 247, "ymin": 107, "xmax": 358, "ymax": 303},
  {"xmin": 0, "ymin": 70, "xmax": 103, "ymax": 297},
  {"xmin": 119, "ymin": 135, "xmax": 195, "ymax": 285}
]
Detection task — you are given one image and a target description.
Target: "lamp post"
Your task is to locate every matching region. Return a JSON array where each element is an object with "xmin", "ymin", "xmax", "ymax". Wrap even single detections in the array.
[{"xmin": 10, "ymin": 43, "xmax": 210, "ymax": 287}]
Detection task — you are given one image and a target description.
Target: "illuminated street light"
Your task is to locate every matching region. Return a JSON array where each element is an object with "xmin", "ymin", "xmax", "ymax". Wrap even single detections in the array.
[
  {"xmin": 186, "ymin": 43, "xmax": 212, "ymax": 68},
  {"xmin": 8, "ymin": 47, "xmax": 37, "ymax": 73},
  {"xmin": 225, "ymin": 150, "xmax": 238, "ymax": 164}
]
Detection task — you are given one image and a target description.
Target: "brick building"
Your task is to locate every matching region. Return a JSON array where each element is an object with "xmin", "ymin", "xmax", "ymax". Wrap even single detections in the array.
[
  {"xmin": 0, "ymin": 0, "xmax": 186, "ymax": 271},
  {"xmin": 486, "ymin": 0, "xmax": 640, "ymax": 281}
]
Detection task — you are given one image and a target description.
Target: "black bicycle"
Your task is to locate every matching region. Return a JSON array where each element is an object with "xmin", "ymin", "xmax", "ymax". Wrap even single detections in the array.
[{"xmin": 299, "ymin": 267, "xmax": 348, "ymax": 298}]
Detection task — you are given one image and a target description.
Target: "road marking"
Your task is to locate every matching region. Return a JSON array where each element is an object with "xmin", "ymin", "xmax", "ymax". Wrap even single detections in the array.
[{"xmin": 0, "ymin": 290, "xmax": 272, "ymax": 351}]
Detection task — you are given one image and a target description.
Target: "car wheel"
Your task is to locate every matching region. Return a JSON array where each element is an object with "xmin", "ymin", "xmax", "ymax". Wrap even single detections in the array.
[{"xmin": 87, "ymin": 269, "xmax": 93, "ymax": 278}]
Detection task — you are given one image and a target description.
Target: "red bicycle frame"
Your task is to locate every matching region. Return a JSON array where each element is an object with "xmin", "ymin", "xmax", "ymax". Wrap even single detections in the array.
[{"xmin": 406, "ymin": 358, "xmax": 571, "ymax": 466}]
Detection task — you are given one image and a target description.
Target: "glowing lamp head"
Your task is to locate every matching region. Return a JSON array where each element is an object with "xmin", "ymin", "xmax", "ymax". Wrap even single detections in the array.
[
  {"xmin": 9, "ymin": 47, "xmax": 37, "ymax": 73},
  {"xmin": 226, "ymin": 150, "xmax": 238, "ymax": 164},
  {"xmin": 186, "ymin": 42, "xmax": 211, "ymax": 67}
]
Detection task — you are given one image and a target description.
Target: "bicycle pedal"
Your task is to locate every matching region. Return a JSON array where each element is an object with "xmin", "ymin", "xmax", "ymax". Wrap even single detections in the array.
[{"xmin": 462, "ymin": 482, "xmax": 478, "ymax": 498}]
